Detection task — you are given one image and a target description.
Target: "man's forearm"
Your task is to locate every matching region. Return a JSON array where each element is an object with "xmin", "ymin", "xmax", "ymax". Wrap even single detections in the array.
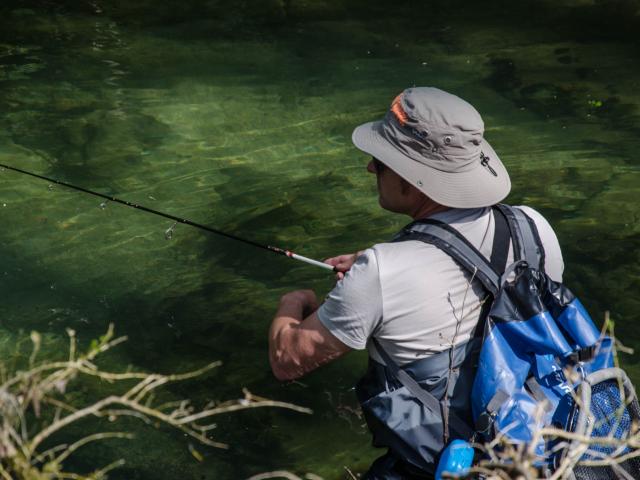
[
  {"xmin": 270, "ymin": 296, "xmax": 305, "ymax": 349},
  {"xmin": 272, "ymin": 298, "xmax": 304, "ymax": 328},
  {"xmin": 268, "ymin": 290, "xmax": 349, "ymax": 381},
  {"xmin": 269, "ymin": 295, "xmax": 309, "ymax": 380}
]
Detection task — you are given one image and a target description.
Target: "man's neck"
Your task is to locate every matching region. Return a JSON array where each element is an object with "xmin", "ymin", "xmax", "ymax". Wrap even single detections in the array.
[{"xmin": 409, "ymin": 198, "xmax": 451, "ymax": 220}]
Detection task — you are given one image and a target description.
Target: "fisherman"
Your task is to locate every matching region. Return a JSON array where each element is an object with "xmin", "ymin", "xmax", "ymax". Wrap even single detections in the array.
[{"xmin": 268, "ymin": 87, "xmax": 565, "ymax": 479}]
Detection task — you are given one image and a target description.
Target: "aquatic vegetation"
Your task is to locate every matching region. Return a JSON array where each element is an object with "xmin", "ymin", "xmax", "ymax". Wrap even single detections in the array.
[
  {"xmin": 0, "ymin": 326, "xmax": 311, "ymax": 479},
  {"xmin": 0, "ymin": 0, "xmax": 638, "ymax": 477}
]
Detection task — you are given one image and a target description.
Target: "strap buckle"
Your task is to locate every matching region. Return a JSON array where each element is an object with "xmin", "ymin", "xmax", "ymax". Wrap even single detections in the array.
[
  {"xmin": 568, "ymin": 345, "xmax": 596, "ymax": 364},
  {"xmin": 475, "ymin": 411, "xmax": 496, "ymax": 435},
  {"xmin": 475, "ymin": 389, "xmax": 510, "ymax": 435}
]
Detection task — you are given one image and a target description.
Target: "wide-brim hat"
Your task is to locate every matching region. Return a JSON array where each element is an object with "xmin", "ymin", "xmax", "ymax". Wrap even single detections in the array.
[{"xmin": 352, "ymin": 87, "xmax": 511, "ymax": 208}]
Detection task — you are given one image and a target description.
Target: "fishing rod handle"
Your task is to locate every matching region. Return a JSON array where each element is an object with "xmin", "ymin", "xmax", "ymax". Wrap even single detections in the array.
[{"xmin": 287, "ymin": 252, "xmax": 337, "ymax": 272}]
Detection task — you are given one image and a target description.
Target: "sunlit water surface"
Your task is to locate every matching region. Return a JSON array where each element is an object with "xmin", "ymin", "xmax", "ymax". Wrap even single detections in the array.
[{"xmin": 0, "ymin": 1, "xmax": 639, "ymax": 478}]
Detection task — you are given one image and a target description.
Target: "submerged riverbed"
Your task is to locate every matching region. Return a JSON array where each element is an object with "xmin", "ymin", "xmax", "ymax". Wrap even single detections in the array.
[{"xmin": 0, "ymin": 1, "xmax": 639, "ymax": 478}]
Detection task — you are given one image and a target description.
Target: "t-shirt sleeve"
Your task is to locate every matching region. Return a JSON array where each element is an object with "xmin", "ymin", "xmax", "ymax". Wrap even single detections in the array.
[
  {"xmin": 518, "ymin": 205, "xmax": 565, "ymax": 283},
  {"xmin": 316, "ymin": 248, "xmax": 383, "ymax": 350}
]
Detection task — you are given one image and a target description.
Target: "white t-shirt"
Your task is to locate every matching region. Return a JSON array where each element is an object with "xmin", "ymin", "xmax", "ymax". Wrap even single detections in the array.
[{"xmin": 316, "ymin": 207, "xmax": 564, "ymax": 366}]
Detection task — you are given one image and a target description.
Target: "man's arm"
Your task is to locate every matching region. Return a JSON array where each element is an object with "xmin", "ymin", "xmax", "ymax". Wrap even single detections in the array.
[{"xmin": 269, "ymin": 289, "xmax": 351, "ymax": 381}]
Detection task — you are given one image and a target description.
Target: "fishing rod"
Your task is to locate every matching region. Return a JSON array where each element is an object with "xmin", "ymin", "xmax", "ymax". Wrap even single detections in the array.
[{"xmin": 0, "ymin": 163, "xmax": 335, "ymax": 272}]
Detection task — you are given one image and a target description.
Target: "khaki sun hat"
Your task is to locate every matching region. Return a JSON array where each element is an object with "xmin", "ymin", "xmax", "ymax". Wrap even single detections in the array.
[{"xmin": 352, "ymin": 87, "xmax": 511, "ymax": 208}]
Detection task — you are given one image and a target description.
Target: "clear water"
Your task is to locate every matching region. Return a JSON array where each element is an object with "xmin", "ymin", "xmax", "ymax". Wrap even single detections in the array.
[{"xmin": 0, "ymin": 1, "xmax": 639, "ymax": 478}]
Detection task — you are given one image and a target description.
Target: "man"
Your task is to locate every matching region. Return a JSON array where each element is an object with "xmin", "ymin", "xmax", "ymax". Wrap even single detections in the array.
[{"xmin": 268, "ymin": 87, "xmax": 564, "ymax": 478}]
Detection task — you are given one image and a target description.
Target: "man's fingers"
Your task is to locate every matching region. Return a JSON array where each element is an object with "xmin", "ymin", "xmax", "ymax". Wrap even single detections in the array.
[
  {"xmin": 323, "ymin": 257, "xmax": 338, "ymax": 267},
  {"xmin": 324, "ymin": 253, "xmax": 358, "ymax": 272},
  {"xmin": 335, "ymin": 257, "xmax": 356, "ymax": 272},
  {"xmin": 324, "ymin": 255, "xmax": 348, "ymax": 266}
]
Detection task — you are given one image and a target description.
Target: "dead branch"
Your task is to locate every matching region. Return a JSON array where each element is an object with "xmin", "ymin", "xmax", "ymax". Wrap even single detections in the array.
[{"xmin": 0, "ymin": 325, "xmax": 312, "ymax": 480}]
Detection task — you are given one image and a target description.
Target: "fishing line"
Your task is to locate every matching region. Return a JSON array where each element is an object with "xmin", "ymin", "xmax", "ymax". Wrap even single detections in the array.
[{"xmin": 0, "ymin": 163, "xmax": 335, "ymax": 272}]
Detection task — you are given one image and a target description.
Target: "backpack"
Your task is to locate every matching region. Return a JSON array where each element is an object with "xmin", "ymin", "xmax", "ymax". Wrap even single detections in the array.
[{"xmin": 383, "ymin": 204, "xmax": 640, "ymax": 478}]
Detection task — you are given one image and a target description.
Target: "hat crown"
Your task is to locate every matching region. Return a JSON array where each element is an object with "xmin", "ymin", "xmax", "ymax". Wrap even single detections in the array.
[
  {"xmin": 402, "ymin": 87, "xmax": 484, "ymax": 131},
  {"xmin": 393, "ymin": 87, "xmax": 485, "ymax": 156}
]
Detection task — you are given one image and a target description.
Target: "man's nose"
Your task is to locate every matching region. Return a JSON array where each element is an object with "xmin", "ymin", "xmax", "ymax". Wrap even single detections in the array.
[{"xmin": 366, "ymin": 160, "xmax": 376, "ymax": 174}]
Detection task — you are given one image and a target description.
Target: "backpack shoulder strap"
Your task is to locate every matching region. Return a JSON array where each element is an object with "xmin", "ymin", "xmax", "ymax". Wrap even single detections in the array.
[
  {"xmin": 474, "ymin": 208, "xmax": 510, "ymax": 338},
  {"xmin": 494, "ymin": 204, "xmax": 546, "ymax": 271},
  {"xmin": 393, "ymin": 218, "xmax": 500, "ymax": 296},
  {"xmin": 490, "ymin": 207, "xmax": 511, "ymax": 276}
]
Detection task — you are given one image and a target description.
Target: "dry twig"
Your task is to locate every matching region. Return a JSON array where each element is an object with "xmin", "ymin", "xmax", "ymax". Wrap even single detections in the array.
[{"xmin": 0, "ymin": 325, "xmax": 312, "ymax": 479}]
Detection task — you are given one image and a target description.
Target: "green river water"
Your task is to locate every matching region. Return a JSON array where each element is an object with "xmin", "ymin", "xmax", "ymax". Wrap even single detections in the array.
[{"xmin": 0, "ymin": 1, "xmax": 639, "ymax": 478}]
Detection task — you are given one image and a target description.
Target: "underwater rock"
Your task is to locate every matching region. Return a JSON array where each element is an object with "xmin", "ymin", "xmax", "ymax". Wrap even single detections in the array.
[
  {"xmin": 519, "ymin": 83, "xmax": 579, "ymax": 117},
  {"xmin": 485, "ymin": 57, "xmax": 522, "ymax": 93},
  {"xmin": 2, "ymin": 84, "xmax": 99, "ymax": 113}
]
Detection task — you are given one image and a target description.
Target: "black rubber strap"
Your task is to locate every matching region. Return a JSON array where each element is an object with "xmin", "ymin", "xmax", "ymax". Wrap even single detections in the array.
[
  {"xmin": 495, "ymin": 204, "xmax": 544, "ymax": 270},
  {"xmin": 475, "ymin": 207, "xmax": 511, "ymax": 337},
  {"xmin": 494, "ymin": 204, "xmax": 523, "ymax": 262},
  {"xmin": 489, "ymin": 207, "xmax": 510, "ymax": 274},
  {"xmin": 524, "ymin": 213, "xmax": 547, "ymax": 275}
]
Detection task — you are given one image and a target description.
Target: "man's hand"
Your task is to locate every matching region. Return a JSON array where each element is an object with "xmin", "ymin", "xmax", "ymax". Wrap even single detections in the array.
[{"xmin": 323, "ymin": 251, "xmax": 364, "ymax": 280}]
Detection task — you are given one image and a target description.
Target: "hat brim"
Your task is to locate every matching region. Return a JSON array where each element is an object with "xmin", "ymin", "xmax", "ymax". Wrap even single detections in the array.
[{"xmin": 352, "ymin": 121, "xmax": 511, "ymax": 208}]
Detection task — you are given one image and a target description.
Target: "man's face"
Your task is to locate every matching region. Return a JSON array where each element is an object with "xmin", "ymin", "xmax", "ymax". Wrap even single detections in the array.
[{"xmin": 367, "ymin": 157, "xmax": 416, "ymax": 214}]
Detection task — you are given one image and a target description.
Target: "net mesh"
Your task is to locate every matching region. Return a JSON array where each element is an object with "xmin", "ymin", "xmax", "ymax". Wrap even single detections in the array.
[{"xmin": 568, "ymin": 379, "xmax": 640, "ymax": 480}]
